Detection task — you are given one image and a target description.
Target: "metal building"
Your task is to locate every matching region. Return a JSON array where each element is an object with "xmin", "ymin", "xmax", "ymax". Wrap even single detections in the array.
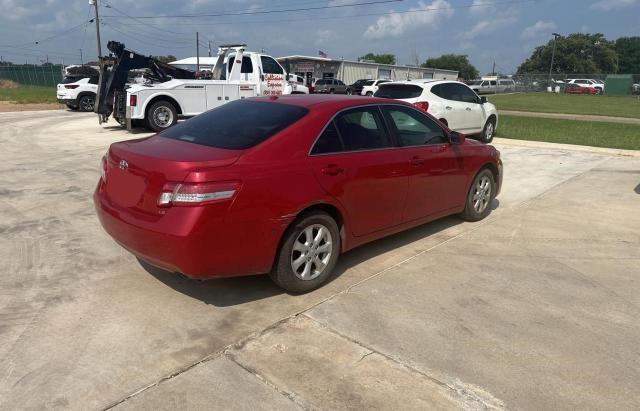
[{"xmin": 277, "ymin": 55, "xmax": 458, "ymax": 87}]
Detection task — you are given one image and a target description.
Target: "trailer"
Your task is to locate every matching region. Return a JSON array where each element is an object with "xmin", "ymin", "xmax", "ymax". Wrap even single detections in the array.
[{"xmin": 95, "ymin": 41, "xmax": 305, "ymax": 131}]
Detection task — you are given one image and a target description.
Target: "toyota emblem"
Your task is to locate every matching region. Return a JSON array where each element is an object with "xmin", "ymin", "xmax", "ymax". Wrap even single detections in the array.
[{"xmin": 119, "ymin": 160, "xmax": 128, "ymax": 170}]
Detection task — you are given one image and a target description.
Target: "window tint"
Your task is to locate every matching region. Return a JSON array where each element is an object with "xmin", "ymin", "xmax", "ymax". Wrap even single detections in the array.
[
  {"xmin": 445, "ymin": 83, "xmax": 479, "ymax": 103},
  {"xmin": 374, "ymin": 84, "xmax": 423, "ymax": 99},
  {"xmin": 336, "ymin": 80, "xmax": 345, "ymax": 85},
  {"xmin": 228, "ymin": 56, "xmax": 254, "ymax": 73},
  {"xmin": 384, "ymin": 106, "xmax": 447, "ymax": 146},
  {"xmin": 334, "ymin": 107, "xmax": 391, "ymax": 151},
  {"xmin": 311, "ymin": 122, "xmax": 343, "ymax": 154},
  {"xmin": 490, "ymin": 81, "xmax": 497, "ymax": 86},
  {"xmin": 89, "ymin": 76, "xmax": 99, "ymax": 84},
  {"xmin": 160, "ymin": 101, "xmax": 308, "ymax": 150},
  {"xmin": 61, "ymin": 76, "xmax": 81, "ymax": 84},
  {"xmin": 362, "ymin": 80, "xmax": 374, "ymax": 86},
  {"xmin": 260, "ymin": 56, "xmax": 284, "ymax": 74},
  {"xmin": 315, "ymin": 80, "xmax": 328, "ymax": 85}
]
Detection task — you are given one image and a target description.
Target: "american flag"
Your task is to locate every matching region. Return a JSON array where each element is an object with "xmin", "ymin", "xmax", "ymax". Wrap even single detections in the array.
[{"xmin": 318, "ymin": 50, "xmax": 328, "ymax": 58}]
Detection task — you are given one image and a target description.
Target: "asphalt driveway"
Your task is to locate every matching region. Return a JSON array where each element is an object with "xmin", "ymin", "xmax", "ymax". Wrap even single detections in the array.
[{"xmin": 1, "ymin": 111, "xmax": 638, "ymax": 410}]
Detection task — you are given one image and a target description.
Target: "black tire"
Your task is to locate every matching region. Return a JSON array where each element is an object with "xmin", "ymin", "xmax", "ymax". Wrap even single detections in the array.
[
  {"xmin": 460, "ymin": 169, "xmax": 495, "ymax": 222},
  {"xmin": 270, "ymin": 212, "xmax": 341, "ymax": 293},
  {"xmin": 66, "ymin": 103, "xmax": 78, "ymax": 110},
  {"xmin": 479, "ymin": 117, "xmax": 496, "ymax": 143},
  {"xmin": 146, "ymin": 100, "xmax": 177, "ymax": 132},
  {"xmin": 329, "ymin": 89, "xmax": 335, "ymax": 94},
  {"xmin": 366, "ymin": 91, "xmax": 373, "ymax": 96},
  {"xmin": 346, "ymin": 88, "xmax": 353, "ymax": 95},
  {"xmin": 595, "ymin": 87, "xmax": 603, "ymax": 94},
  {"xmin": 77, "ymin": 94, "xmax": 95, "ymax": 112}
]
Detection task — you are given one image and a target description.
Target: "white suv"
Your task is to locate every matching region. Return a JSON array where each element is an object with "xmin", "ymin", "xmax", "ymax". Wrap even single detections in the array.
[
  {"xmin": 360, "ymin": 79, "xmax": 392, "ymax": 96},
  {"xmin": 56, "ymin": 76, "xmax": 98, "ymax": 111},
  {"xmin": 374, "ymin": 80, "xmax": 499, "ymax": 143},
  {"xmin": 565, "ymin": 79, "xmax": 605, "ymax": 94}
]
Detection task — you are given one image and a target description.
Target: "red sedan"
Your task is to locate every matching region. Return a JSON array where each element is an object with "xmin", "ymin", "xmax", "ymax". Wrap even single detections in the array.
[
  {"xmin": 564, "ymin": 83, "xmax": 599, "ymax": 95},
  {"xmin": 94, "ymin": 95, "xmax": 502, "ymax": 293}
]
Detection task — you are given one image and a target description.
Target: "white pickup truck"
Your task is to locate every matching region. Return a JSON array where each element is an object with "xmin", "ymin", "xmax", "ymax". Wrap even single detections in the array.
[{"xmin": 97, "ymin": 43, "xmax": 306, "ymax": 131}]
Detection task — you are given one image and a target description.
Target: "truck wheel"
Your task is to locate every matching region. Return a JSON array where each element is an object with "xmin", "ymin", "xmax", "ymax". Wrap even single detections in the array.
[
  {"xmin": 146, "ymin": 100, "xmax": 177, "ymax": 132},
  {"xmin": 78, "ymin": 95, "xmax": 95, "ymax": 112}
]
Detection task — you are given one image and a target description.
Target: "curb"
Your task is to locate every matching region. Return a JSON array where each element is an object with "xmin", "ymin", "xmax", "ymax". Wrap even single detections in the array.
[
  {"xmin": 492, "ymin": 137, "xmax": 640, "ymax": 157},
  {"xmin": 499, "ymin": 110, "xmax": 640, "ymax": 125}
]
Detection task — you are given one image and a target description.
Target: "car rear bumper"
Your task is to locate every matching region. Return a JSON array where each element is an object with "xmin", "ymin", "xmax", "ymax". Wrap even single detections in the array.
[{"xmin": 94, "ymin": 182, "xmax": 288, "ymax": 279}]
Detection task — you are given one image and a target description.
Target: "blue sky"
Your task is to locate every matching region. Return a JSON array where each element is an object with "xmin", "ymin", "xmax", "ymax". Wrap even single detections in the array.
[{"xmin": 0, "ymin": 0, "xmax": 638, "ymax": 73}]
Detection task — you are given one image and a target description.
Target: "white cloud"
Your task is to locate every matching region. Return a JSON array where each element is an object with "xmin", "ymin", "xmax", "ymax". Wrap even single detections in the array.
[
  {"xmin": 590, "ymin": 0, "xmax": 637, "ymax": 10},
  {"xmin": 521, "ymin": 20, "xmax": 557, "ymax": 39},
  {"xmin": 469, "ymin": 0, "xmax": 498, "ymax": 15},
  {"xmin": 459, "ymin": 15, "xmax": 517, "ymax": 40},
  {"xmin": 364, "ymin": 0, "xmax": 454, "ymax": 39}
]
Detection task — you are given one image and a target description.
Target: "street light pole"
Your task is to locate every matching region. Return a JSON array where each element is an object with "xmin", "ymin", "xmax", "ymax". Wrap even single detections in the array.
[
  {"xmin": 89, "ymin": 0, "xmax": 102, "ymax": 59},
  {"xmin": 548, "ymin": 32, "xmax": 561, "ymax": 90}
]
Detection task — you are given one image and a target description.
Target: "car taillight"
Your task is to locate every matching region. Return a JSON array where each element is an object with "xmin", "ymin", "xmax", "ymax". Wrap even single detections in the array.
[
  {"xmin": 158, "ymin": 181, "xmax": 240, "ymax": 206},
  {"xmin": 64, "ymin": 85, "xmax": 79, "ymax": 89},
  {"xmin": 413, "ymin": 101, "xmax": 429, "ymax": 111},
  {"xmin": 129, "ymin": 95, "xmax": 137, "ymax": 106},
  {"xmin": 100, "ymin": 155, "xmax": 107, "ymax": 182}
]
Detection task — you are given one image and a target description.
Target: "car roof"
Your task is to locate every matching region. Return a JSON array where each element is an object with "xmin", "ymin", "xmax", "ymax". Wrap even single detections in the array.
[{"xmin": 249, "ymin": 94, "xmax": 410, "ymax": 110}]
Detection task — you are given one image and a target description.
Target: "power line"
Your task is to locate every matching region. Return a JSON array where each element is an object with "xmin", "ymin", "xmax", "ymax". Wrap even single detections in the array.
[{"xmin": 100, "ymin": 0, "xmax": 404, "ymax": 19}]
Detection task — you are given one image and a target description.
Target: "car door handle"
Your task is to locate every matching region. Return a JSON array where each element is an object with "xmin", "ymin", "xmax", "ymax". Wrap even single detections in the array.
[
  {"xmin": 445, "ymin": 106, "xmax": 453, "ymax": 110},
  {"xmin": 410, "ymin": 156, "xmax": 425, "ymax": 166},
  {"xmin": 321, "ymin": 164, "xmax": 344, "ymax": 176},
  {"xmin": 465, "ymin": 107, "xmax": 472, "ymax": 111}
]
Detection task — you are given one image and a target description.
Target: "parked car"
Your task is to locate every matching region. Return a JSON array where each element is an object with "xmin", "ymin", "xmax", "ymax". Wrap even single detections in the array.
[
  {"xmin": 565, "ymin": 79, "xmax": 604, "ymax": 94},
  {"xmin": 348, "ymin": 79, "xmax": 371, "ymax": 95},
  {"xmin": 288, "ymin": 74, "xmax": 310, "ymax": 94},
  {"xmin": 94, "ymin": 95, "xmax": 502, "ymax": 293},
  {"xmin": 313, "ymin": 79, "xmax": 351, "ymax": 94},
  {"xmin": 361, "ymin": 79, "xmax": 392, "ymax": 96},
  {"xmin": 466, "ymin": 79, "xmax": 515, "ymax": 94},
  {"xmin": 564, "ymin": 83, "xmax": 598, "ymax": 95},
  {"xmin": 375, "ymin": 80, "xmax": 499, "ymax": 143},
  {"xmin": 56, "ymin": 76, "xmax": 98, "ymax": 111}
]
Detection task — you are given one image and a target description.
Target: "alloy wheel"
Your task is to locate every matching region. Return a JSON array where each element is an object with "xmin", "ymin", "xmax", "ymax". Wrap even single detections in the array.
[
  {"xmin": 472, "ymin": 176, "xmax": 492, "ymax": 213},
  {"xmin": 290, "ymin": 224, "xmax": 332, "ymax": 280}
]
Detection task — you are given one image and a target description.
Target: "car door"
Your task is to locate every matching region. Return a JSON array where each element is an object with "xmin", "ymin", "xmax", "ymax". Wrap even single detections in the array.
[
  {"xmin": 308, "ymin": 106, "xmax": 408, "ymax": 236},
  {"xmin": 450, "ymin": 83, "xmax": 485, "ymax": 134},
  {"xmin": 259, "ymin": 55, "xmax": 285, "ymax": 96},
  {"xmin": 381, "ymin": 105, "xmax": 466, "ymax": 222},
  {"xmin": 435, "ymin": 83, "xmax": 467, "ymax": 131}
]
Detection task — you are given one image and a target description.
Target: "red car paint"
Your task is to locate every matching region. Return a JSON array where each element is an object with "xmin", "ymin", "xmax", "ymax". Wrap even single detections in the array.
[
  {"xmin": 94, "ymin": 95, "xmax": 502, "ymax": 279},
  {"xmin": 564, "ymin": 83, "xmax": 598, "ymax": 95}
]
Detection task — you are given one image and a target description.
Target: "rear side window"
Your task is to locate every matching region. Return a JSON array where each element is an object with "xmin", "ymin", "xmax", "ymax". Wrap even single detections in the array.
[
  {"xmin": 334, "ymin": 107, "xmax": 391, "ymax": 151},
  {"xmin": 311, "ymin": 122, "xmax": 343, "ymax": 154},
  {"xmin": 228, "ymin": 56, "xmax": 254, "ymax": 73},
  {"xmin": 61, "ymin": 76, "xmax": 82, "ymax": 84},
  {"xmin": 89, "ymin": 76, "xmax": 99, "ymax": 84},
  {"xmin": 383, "ymin": 106, "xmax": 447, "ymax": 146},
  {"xmin": 374, "ymin": 84, "xmax": 423, "ymax": 99},
  {"xmin": 260, "ymin": 56, "xmax": 284, "ymax": 74},
  {"xmin": 316, "ymin": 80, "xmax": 328, "ymax": 85},
  {"xmin": 160, "ymin": 101, "xmax": 308, "ymax": 150}
]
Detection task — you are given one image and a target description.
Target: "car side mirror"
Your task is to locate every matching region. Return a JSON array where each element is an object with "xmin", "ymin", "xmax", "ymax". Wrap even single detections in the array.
[
  {"xmin": 480, "ymin": 96, "xmax": 487, "ymax": 104},
  {"xmin": 450, "ymin": 131, "xmax": 465, "ymax": 145}
]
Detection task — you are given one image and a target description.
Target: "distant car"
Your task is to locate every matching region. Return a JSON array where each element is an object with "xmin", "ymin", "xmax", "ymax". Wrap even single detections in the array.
[
  {"xmin": 313, "ymin": 79, "xmax": 351, "ymax": 94},
  {"xmin": 56, "ymin": 76, "xmax": 98, "ymax": 111},
  {"xmin": 289, "ymin": 74, "xmax": 309, "ymax": 94},
  {"xmin": 466, "ymin": 79, "xmax": 515, "ymax": 94},
  {"xmin": 633, "ymin": 83, "xmax": 640, "ymax": 95},
  {"xmin": 375, "ymin": 80, "xmax": 499, "ymax": 143},
  {"xmin": 94, "ymin": 95, "xmax": 502, "ymax": 293},
  {"xmin": 565, "ymin": 79, "xmax": 604, "ymax": 94},
  {"xmin": 348, "ymin": 79, "xmax": 371, "ymax": 95},
  {"xmin": 360, "ymin": 79, "xmax": 392, "ymax": 96},
  {"xmin": 564, "ymin": 83, "xmax": 598, "ymax": 95}
]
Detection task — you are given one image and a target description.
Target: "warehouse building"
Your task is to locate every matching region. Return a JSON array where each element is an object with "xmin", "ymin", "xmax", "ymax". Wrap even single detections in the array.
[{"xmin": 277, "ymin": 55, "xmax": 458, "ymax": 87}]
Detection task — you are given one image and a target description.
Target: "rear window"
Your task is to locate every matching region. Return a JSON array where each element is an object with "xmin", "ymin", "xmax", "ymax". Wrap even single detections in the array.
[
  {"xmin": 61, "ymin": 76, "xmax": 83, "ymax": 84},
  {"xmin": 374, "ymin": 84, "xmax": 423, "ymax": 99},
  {"xmin": 362, "ymin": 80, "xmax": 374, "ymax": 86},
  {"xmin": 159, "ymin": 100, "xmax": 308, "ymax": 150}
]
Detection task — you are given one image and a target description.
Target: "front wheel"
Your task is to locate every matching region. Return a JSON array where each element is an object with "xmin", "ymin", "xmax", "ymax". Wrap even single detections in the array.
[
  {"xmin": 460, "ymin": 169, "xmax": 495, "ymax": 222},
  {"xmin": 146, "ymin": 100, "xmax": 177, "ymax": 132},
  {"xmin": 366, "ymin": 91, "xmax": 373, "ymax": 96},
  {"xmin": 346, "ymin": 88, "xmax": 353, "ymax": 95},
  {"xmin": 270, "ymin": 212, "xmax": 340, "ymax": 293},
  {"xmin": 480, "ymin": 117, "xmax": 496, "ymax": 143}
]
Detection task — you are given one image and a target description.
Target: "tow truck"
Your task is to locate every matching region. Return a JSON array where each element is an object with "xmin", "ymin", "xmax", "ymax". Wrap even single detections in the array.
[{"xmin": 95, "ymin": 41, "xmax": 304, "ymax": 131}]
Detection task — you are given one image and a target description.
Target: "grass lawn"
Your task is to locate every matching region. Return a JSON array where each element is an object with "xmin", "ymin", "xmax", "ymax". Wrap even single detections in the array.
[
  {"xmin": 488, "ymin": 93, "xmax": 640, "ymax": 119},
  {"xmin": 0, "ymin": 85, "xmax": 57, "ymax": 104},
  {"xmin": 496, "ymin": 115, "xmax": 640, "ymax": 151}
]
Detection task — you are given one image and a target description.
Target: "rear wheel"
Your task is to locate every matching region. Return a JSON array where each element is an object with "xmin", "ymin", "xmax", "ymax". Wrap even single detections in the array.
[
  {"xmin": 346, "ymin": 88, "xmax": 353, "ymax": 95},
  {"xmin": 329, "ymin": 89, "xmax": 335, "ymax": 94},
  {"xmin": 480, "ymin": 117, "xmax": 496, "ymax": 143},
  {"xmin": 78, "ymin": 95, "xmax": 95, "ymax": 112},
  {"xmin": 146, "ymin": 100, "xmax": 177, "ymax": 132},
  {"xmin": 460, "ymin": 169, "xmax": 495, "ymax": 222},
  {"xmin": 366, "ymin": 91, "xmax": 373, "ymax": 96},
  {"xmin": 270, "ymin": 212, "xmax": 340, "ymax": 293}
]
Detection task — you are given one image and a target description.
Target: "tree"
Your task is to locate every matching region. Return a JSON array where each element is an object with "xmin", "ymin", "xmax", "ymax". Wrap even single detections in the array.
[
  {"xmin": 615, "ymin": 37, "xmax": 640, "ymax": 74},
  {"xmin": 153, "ymin": 55, "xmax": 177, "ymax": 64},
  {"xmin": 358, "ymin": 53, "xmax": 395, "ymax": 65},
  {"xmin": 422, "ymin": 54, "xmax": 479, "ymax": 80},
  {"xmin": 517, "ymin": 33, "xmax": 617, "ymax": 74}
]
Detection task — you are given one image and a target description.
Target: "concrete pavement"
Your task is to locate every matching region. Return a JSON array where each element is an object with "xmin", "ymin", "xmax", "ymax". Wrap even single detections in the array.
[{"xmin": 1, "ymin": 111, "xmax": 638, "ymax": 410}]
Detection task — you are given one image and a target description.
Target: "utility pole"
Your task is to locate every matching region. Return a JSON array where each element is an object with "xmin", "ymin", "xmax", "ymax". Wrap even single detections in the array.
[
  {"xmin": 548, "ymin": 32, "xmax": 561, "ymax": 90},
  {"xmin": 196, "ymin": 32, "xmax": 200, "ymax": 72},
  {"xmin": 89, "ymin": 0, "xmax": 102, "ymax": 59},
  {"xmin": 492, "ymin": 60, "xmax": 496, "ymax": 76},
  {"xmin": 208, "ymin": 40, "xmax": 212, "ymax": 57},
  {"xmin": 79, "ymin": 49, "xmax": 83, "ymax": 65}
]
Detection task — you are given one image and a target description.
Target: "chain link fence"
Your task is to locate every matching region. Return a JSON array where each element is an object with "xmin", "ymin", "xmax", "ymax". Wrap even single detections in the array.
[
  {"xmin": 0, "ymin": 64, "xmax": 64, "ymax": 87},
  {"xmin": 507, "ymin": 73, "xmax": 640, "ymax": 94}
]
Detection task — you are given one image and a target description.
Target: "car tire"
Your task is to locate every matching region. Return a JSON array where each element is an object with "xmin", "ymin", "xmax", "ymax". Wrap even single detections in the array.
[
  {"xmin": 78, "ymin": 94, "xmax": 95, "ymax": 112},
  {"xmin": 146, "ymin": 100, "xmax": 177, "ymax": 132},
  {"xmin": 346, "ymin": 88, "xmax": 352, "ymax": 95},
  {"xmin": 329, "ymin": 89, "xmax": 335, "ymax": 94},
  {"xmin": 460, "ymin": 169, "xmax": 495, "ymax": 222},
  {"xmin": 480, "ymin": 117, "xmax": 496, "ymax": 144},
  {"xmin": 595, "ymin": 87, "xmax": 603, "ymax": 94},
  {"xmin": 270, "ymin": 211, "xmax": 340, "ymax": 293},
  {"xmin": 366, "ymin": 91, "xmax": 373, "ymax": 96}
]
